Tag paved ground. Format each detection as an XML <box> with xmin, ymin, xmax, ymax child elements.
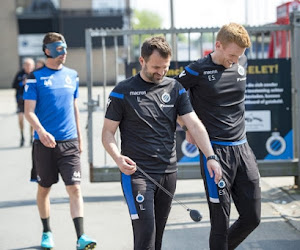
<box><xmin>0</xmin><ymin>88</ymin><xmax>300</xmax><ymax>250</ymax></box>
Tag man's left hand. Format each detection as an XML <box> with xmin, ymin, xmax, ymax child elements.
<box><xmin>207</xmin><ymin>160</ymin><xmax>222</xmax><ymax>184</ymax></box>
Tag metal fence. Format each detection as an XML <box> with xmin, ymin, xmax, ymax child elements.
<box><xmin>85</xmin><ymin>12</ymin><xmax>300</xmax><ymax>184</ymax></box>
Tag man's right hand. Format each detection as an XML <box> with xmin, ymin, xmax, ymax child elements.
<box><xmin>116</xmin><ymin>155</ymin><xmax>137</xmax><ymax>175</ymax></box>
<box><xmin>38</xmin><ymin>129</ymin><xmax>56</xmax><ymax>148</ymax></box>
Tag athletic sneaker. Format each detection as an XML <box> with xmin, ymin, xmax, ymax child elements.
<box><xmin>41</xmin><ymin>231</ymin><xmax>54</xmax><ymax>248</ymax></box>
<box><xmin>77</xmin><ymin>234</ymin><xmax>97</xmax><ymax>249</ymax></box>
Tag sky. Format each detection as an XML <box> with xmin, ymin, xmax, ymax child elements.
<box><xmin>131</xmin><ymin>0</ymin><xmax>288</xmax><ymax>28</ymax></box>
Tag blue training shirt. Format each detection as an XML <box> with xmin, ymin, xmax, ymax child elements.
<box><xmin>23</xmin><ymin>66</ymin><xmax>79</xmax><ymax>141</ymax></box>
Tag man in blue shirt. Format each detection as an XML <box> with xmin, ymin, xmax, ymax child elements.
<box><xmin>24</xmin><ymin>32</ymin><xmax>96</xmax><ymax>249</ymax></box>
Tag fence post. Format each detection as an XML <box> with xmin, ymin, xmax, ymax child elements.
<box><xmin>291</xmin><ymin>11</ymin><xmax>300</xmax><ymax>187</ymax></box>
<box><xmin>85</xmin><ymin>29</ymin><xmax>94</xmax><ymax>182</ymax></box>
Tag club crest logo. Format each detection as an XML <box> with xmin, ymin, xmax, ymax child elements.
<box><xmin>136</xmin><ymin>193</ymin><xmax>144</xmax><ymax>203</ymax></box>
<box><xmin>238</xmin><ymin>65</ymin><xmax>245</xmax><ymax>76</ymax></box>
<box><xmin>218</xmin><ymin>179</ymin><xmax>226</xmax><ymax>189</ymax></box>
<box><xmin>161</xmin><ymin>92</ymin><xmax>171</xmax><ymax>103</ymax></box>
<box><xmin>65</xmin><ymin>75</ymin><xmax>72</xmax><ymax>84</ymax></box>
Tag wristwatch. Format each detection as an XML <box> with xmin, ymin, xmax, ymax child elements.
<box><xmin>206</xmin><ymin>154</ymin><xmax>220</xmax><ymax>162</ymax></box>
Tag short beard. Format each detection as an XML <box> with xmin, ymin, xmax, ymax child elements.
<box><xmin>142</xmin><ymin>65</ymin><xmax>164</xmax><ymax>84</ymax></box>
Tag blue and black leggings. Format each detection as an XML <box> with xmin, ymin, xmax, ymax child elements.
<box><xmin>121</xmin><ymin>171</ymin><xmax>177</xmax><ymax>250</ymax></box>
<box><xmin>201</xmin><ymin>140</ymin><xmax>261</xmax><ymax>250</ymax></box>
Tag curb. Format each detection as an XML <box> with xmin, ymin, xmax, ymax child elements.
<box><xmin>262</xmin><ymin>178</ymin><xmax>300</xmax><ymax>232</ymax></box>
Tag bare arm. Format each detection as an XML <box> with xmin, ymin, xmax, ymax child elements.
<box><xmin>177</xmin><ymin>116</ymin><xmax>196</xmax><ymax>144</ymax></box>
<box><xmin>102</xmin><ymin>118</ymin><xmax>136</xmax><ymax>175</ymax></box>
<box><xmin>74</xmin><ymin>98</ymin><xmax>83</xmax><ymax>153</ymax></box>
<box><xmin>24</xmin><ymin>100</ymin><xmax>56</xmax><ymax>148</ymax></box>
<box><xmin>180</xmin><ymin>112</ymin><xmax>222</xmax><ymax>183</ymax></box>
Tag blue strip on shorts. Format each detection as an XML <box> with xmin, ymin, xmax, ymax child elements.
<box><xmin>204</xmin><ymin>139</ymin><xmax>247</xmax><ymax>203</ymax></box>
<box><xmin>121</xmin><ymin>173</ymin><xmax>139</xmax><ymax>220</ymax></box>
<box><xmin>203</xmin><ymin>156</ymin><xmax>220</xmax><ymax>203</ymax></box>
<box><xmin>210</xmin><ymin>138</ymin><xmax>247</xmax><ymax>146</ymax></box>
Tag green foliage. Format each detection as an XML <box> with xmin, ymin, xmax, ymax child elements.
<box><xmin>132</xmin><ymin>9</ymin><xmax>163</xmax><ymax>29</ymax></box>
<box><xmin>131</xmin><ymin>9</ymin><xmax>164</xmax><ymax>58</ymax></box>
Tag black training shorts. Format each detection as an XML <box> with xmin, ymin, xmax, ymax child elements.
<box><xmin>17</xmin><ymin>99</ymin><xmax>24</xmax><ymax>113</ymax></box>
<box><xmin>33</xmin><ymin>139</ymin><xmax>81</xmax><ymax>187</ymax></box>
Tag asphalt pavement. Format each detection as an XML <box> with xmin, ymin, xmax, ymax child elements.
<box><xmin>0</xmin><ymin>87</ymin><xmax>300</xmax><ymax>250</ymax></box>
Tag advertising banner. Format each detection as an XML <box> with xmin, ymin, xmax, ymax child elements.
<box><xmin>245</xmin><ymin>59</ymin><xmax>292</xmax><ymax>160</ymax></box>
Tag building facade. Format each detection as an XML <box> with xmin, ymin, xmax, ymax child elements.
<box><xmin>0</xmin><ymin>0</ymin><xmax>128</xmax><ymax>88</ymax></box>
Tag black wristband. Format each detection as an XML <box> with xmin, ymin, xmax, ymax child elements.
<box><xmin>207</xmin><ymin>154</ymin><xmax>220</xmax><ymax>162</ymax></box>
<box><xmin>182</xmin><ymin>125</ymin><xmax>188</xmax><ymax>132</ymax></box>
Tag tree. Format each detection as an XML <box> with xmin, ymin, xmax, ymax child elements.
<box><xmin>132</xmin><ymin>9</ymin><xmax>163</xmax><ymax>29</ymax></box>
<box><xmin>130</xmin><ymin>9</ymin><xmax>164</xmax><ymax>58</ymax></box>
<box><xmin>130</xmin><ymin>9</ymin><xmax>186</xmax><ymax>59</ymax></box>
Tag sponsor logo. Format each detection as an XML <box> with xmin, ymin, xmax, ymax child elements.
<box><xmin>106</xmin><ymin>98</ymin><xmax>112</xmax><ymax>108</ymax></box>
<box><xmin>160</xmin><ymin>104</ymin><xmax>174</xmax><ymax>108</ymax></box>
<box><xmin>73</xmin><ymin>171</ymin><xmax>81</xmax><ymax>178</ymax></box>
<box><xmin>179</xmin><ymin>70</ymin><xmax>186</xmax><ymax>78</ymax></box>
<box><xmin>203</xmin><ymin>70</ymin><xmax>218</xmax><ymax>75</ymax></box>
<box><xmin>130</xmin><ymin>91</ymin><xmax>147</xmax><ymax>95</ymax></box>
<box><xmin>41</xmin><ymin>75</ymin><xmax>54</xmax><ymax>87</ymax></box>
<box><xmin>44</xmin><ymin>79</ymin><xmax>53</xmax><ymax>86</ymax></box>
<box><xmin>40</xmin><ymin>76</ymin><xmax>52</xmax><ymax>80</ymax></box>
<box><xmin>72</xmin><ymin>171</ymin><xmax>81</xmax><ymax>181</ymax></box>
<box><xmin>37</xmin><ymin>175</ymin><xmax>41</xmax><ymax>182</ymax></box>
<box><xmin>24</xmin><ymin>85</ymin><xmax>29</xmax><ymax>92</ymax></box>
<box><xmin>237</xmin><ymin>77</ymin><xmax>247</xmax><ymax>82</ymax></box>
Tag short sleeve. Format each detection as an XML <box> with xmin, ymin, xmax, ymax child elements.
<box><xmin>74</xmin><ymin>75</ymin><xmax>79</xmax><ymax>99</ymax></box>
<box><xmin>174</xmin><ymin>61</ymin><xmax>201</xmax><ymax>90</ymax></box>
<box><xmin>105</xmin><ymin>89</ymin><xmax>125</xmax><ymax>121</ymax></box>
<box><xmin>23</xmin><ymin>72</ymin><xmax>37</xmax><ymax>100</ymax></box>
<box><xmin>176</xmin><ymin>84</ymin><xmax>194</xmax><ymax>116</ymax></box>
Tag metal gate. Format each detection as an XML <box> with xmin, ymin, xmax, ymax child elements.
<box><xmin>85</xmin><ymin>12</ymin><xmax>300</xmax><ymax>184</ymax></box>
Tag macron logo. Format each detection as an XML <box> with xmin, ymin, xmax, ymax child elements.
<box><xmin>179</xmin><ymin>71</ymin><xmax>186</xmax><ymax>78</ymax></box>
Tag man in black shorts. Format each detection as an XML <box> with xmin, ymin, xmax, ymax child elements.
<box><xmin>102</xmin><ymin>36</ymin><xmax>222</xmax><ymax>250</ymax></box>
<box><xmin>24</xmin><ymin>32</ymin><xmax>96</xmax><ymax>249</ymax></box>
<box><xmin>12</xmin><ymin>57</ymin><xmax>35</xmax><ymax>146</ymax></box>
<box><xmin>175</xmin><ymin>23</ymin><xmax>261</xmax><ymax>249</ymax></box>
